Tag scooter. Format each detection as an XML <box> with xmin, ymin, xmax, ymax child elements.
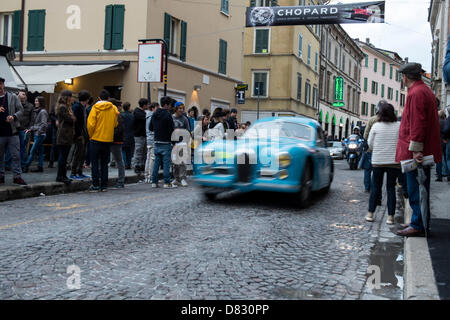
<box><xmin>343</xmin><ymin>137</ymin><xmax>364</xmax><ymax>170</ymax></box>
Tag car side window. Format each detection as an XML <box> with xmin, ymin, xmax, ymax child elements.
<box><xmin>316</xmin><ymin>128</ymin><xmax>325</xmax><ymax>148</ymax></box>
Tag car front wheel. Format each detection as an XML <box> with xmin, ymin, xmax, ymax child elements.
<box><xmin>294</xmin><ymin>161</ymin><xmax>313</xmax><ymax>208</ymax></box>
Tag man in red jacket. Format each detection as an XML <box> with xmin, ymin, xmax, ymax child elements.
<box><xmin>396</xmin><ymin>63</ymin><xmax>442</xmax><ymax>237</ymax></box>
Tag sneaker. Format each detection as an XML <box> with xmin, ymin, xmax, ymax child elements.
<box><xmin>436</xmin><ymin>178</ymin><xmax>443</xmax><ymax>182</ymax></box>
<box><xmin>78</xmin><ymin>174</ymin><xmax>91</xmax><ymax>179</ymax></box>
<box><xmin>113</xmin><ymin>184</ymin><xmax>124</xmax><ymax>189</ymax></box>
<box><xmin>70</xmin><ymin>175</ymin><xmax>83</xmax><ymax>180</ymax></box>
<box><xmin>164</xmin><ymin>184</ymin><xmax>177</xmax><ymax>189</ymax></box>
<box><xmin>0</xmin><ymin>176</ymin><xmax>5</xmax><ymax>184</ymax></box>
<box><xmin>56</xmin><ymin>177</ymin><xmax>72</xmax><ymax>185</ymax></box>
<box><xmin>100</xmin><ymin>188</ymin><xmax>108</xmax><ymax>192</ymax></box>
<box><xmin>48</xmin><ymin>162</ymin><xmax>54</xmax><ymax>169</ymax></box>
<box><xmin>13</xmin><ymin>177</ymin><xmax>27</xmax><ymax>186</ymax></box>
<box><xmin>88</xmin><ymin>186</ymin><xmax>100</xmax><ymax>193</ymax></box>
<box><xmin>181</xmin><ymin>179</ymin><xmax>188</xmax><ymax>187</ymax></box>
<box><xmin>31</xmin><ymin>167</ymin><xmax>44</xmax><ymax>173</ymax></box>
<box><xmin>386</xmin><ymin>216</ymin><xmax>395</xmax><ymax>225</ymax></box>
<box><xmin>152</xmin><ymin>183</ymin><xmax>158</xmax><ymax>188</ymax></box>
<box><xmin>365</xmin><ymin>212</ymin><xmax>374</xmax><ymax>222</ymax></box>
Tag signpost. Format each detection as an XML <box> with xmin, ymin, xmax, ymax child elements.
<box><xmin>333</xmin><ymin>76</ymin><xmax>345</xmax><ymax>108</ymax></box>
<box><xmin>138</xmin><ymin>39</ymin><xmax>169</xmax><ymax>102</ymax></box>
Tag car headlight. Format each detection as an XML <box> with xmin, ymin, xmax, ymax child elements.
<box><xmin>348</xmin><ymin>143</ymin><xmax>358</xmax><ymax>149</ymax></box>
<box><xmin>277</xmin><ymin>153</ymin><xmax>292</xmax><ymax>168</ymax></box>
<box><xmin>203</xmin><ymin>149</ymin><xmax>215</xmax><ymax>164</ymax></box>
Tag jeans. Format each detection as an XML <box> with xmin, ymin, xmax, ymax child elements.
<box><xmin>25</xmin><ymin>134</ymin><xmax>46</xmax><ymax>168</ymax></box>
<box><xmin>121</xmin><ymin>143</ymin><xmax>134</xmax><ymax>168</ymax></box>
<box><xmin>4</xmin><ymin>130</ymin><xmax>28</xmax><ymax>168</ymax></box>
<box><xmin>0</xmin><ymin>135</ymin><xmax>22</xmax><ymax>177</ymax></box>
<box><xmin>57</xmin><ymin>145</ymin><xmax>71</xmax><ymax>179</ymax></box>
<box><xmin>49</xmin><ymin>126</ymin><xmax>59</xmax><ymax>164</ymax></box>
<box><xmin>91</xmin><ymin>141</ymin><xmax>111</xmax><ymax>189</ymax></box>
<box><xmin>369</xmin><ymin>167</ymin><xmax>400</xmax><ymax>216</ymax></box>
<box><xmin>110</xmin><ymin>144</ymin><xmax>125</xmax><ymax>185</ymax></box>
<box><xmin>407</xmin><ymin>167</ymin><xmax>431</xmax><ymax>232</ymax></box>
<box><xmin>132</xmin><ymin>136</ymin><xmax>147</xmax><ymax>169</ymax></box>
<box><xmin>363</xmin><ymin>152</ymin><xmax>372</xmax><ymax>191</ymax></box>
<box><xmin>152</xmin><ymin>143</ymin><xmax>172</xmax><ymax>184</ymax></box>
<box><xmin>436</xmin><ymin>142</ymin><xmax>448</xmax><ymax>179</ymax></box>
<box><xmin>71</xmin><ymin>136</ymin><xmax>86</xmax><ymax>176</ymax></box>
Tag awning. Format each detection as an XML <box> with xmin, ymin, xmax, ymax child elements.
<box><xmin>11</xmin><ymin>61</ymin><xmax>127</xmax><ymax>93</ymax></box>
<box><xmin>0</xmin><ymin>56</ymin><xmax>20</xmax><ymax>89</ymax></box>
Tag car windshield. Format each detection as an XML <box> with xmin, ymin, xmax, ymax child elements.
<box><xmin>243</xmin><ymin>121</ymin><xmax>313</xmax><ymax>141</ymax></box>
<box><xmin>330</xmin><ymin>142</ymin><xmax>342</xmax><ymax>148</ymax></box>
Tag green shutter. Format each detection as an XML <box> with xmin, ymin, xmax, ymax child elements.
<box><xmin>164</xmin><ymin>13</ymin><xmax>171</xmax><ymax>53</ymax></box>
<box><xmin>104</xmin><ymin>5</ymin><xmax>113</xmax><ymax>50</ymax></box>
<box><xmin>219</xmin><ymin>39</ymin><xmax>227</xmax><ymax>74</ymax></box>
<box><xmin>250</xmin><ymin>0</ymin><xmax>256</xmax><ymax>6</ymax></box>
<box><xmin>28</xmin><ymin>10</ymin><xmax>45</xmax><ymax>51</ymax></box>
<box><xmin>390</xmin><ymin>66</ymin><xmax>393</xmax><ymax>79</ymax></box>
<box><xmin>12</xmin><ymin>11</ymin><xmax>21</xmax><ymax>52</ymax></box>
<box><xmin>270</xmin><ymin>0</ymin><xmax>278</xmax><ymax>6</ymax></box>
<box><xmin>180</xmin><ymin>21</ymin><xmax>187</xmax><ymax>61</ymax></box>
<box><xmin>382</xmin><ymin>62</ymin><xmax>386</xmax><ymax>76</ymax></box>
<box><xmin>374</xmin><ymin>58</ymin><xmax>377</xmax><ymax>72</ymax></box>
<box><xmin>381</xmin><ymin>84</ymin><xmax>385</xmax><ymax>98</ymax></box>
<box><xmin>396</xmin><ymin>90</ymin><xmax>399</xmax><ymax>102</ymax></box>
<box><xmin>111</xmin><ymin>5</ymin><xmax>125</xmax><ymax>50</ymax></box>
<box><xmin>364</xmin><ymin>78</ymin><xmax>368</xmax><ymax>92</ymax></box>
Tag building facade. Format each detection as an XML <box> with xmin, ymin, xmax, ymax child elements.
<box><xmin>318</xmin><ymin>24</ymin><xmax>364</xmax><ymax>141</ymax></box>
<box><xmin>0</xmin><ymin>0</ymin><xmax>246</xmax><ymax>112</ymax></box>
<box><xmin>241</xmin><ymin>0</ymin><xmax>322</xmax><ymax>124</ymax></box>
<box><xmin>428</xmin><ymin>0</ymin><xmax>449</xmax><ymax>109</ymax></box>
<box><xmin>356</xmin><ymin>39</ymin><xmax>403</xmax><ymax>126</ymax></box>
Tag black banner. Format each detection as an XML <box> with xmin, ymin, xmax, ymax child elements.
<box><xmin>245</xmin><ymin>1</ymin><xmax>385</xmax><ymax>27</ymax></box>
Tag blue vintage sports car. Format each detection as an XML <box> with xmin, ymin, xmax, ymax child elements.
<box><xmin>193</xmin><ymin>117</ymin><xmax>334</xmax><ymax>207</ymax></box>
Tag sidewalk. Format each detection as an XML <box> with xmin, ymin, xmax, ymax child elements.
<box><xmin>0</xmin><ymin>161</ymin><xmax>193</xmax><ymax>203</ymax></box>
<box><xmin>403</xmin><ymin>178</ymin><xmax>450</xmax><ymax>300</ymax></box>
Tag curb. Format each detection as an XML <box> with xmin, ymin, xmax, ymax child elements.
<box><xmin>403</xmin><ymin>199</ymin><xmax>440</xmax><ymax>300</ymax></box>
<box><xmin>0</xmin><ymin>170</ymin><xmax>194</xmax><ymax>203</ymax></box>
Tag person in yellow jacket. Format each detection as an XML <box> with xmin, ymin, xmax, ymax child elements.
<box><xmin>87</xmin><ymin>90</ymin><xmax>119</xmax><ymax>192</ymax></box>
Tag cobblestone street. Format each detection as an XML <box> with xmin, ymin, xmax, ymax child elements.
<box><xmin>0</xmin><ymin>161</ymin><xmax>389</xmax><ymax>300</ymax></box>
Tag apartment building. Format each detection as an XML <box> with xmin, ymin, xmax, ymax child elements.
<box><xmin>318</xmin><ymin>24</ymin><xmax>364</xmax><ymax>141</ymax></box>
<box><xmin>241</xmin><ymin>0</ymin><xmax>322</xmax><ymax>123</ymax></box>
<box><xmin>428</xmin><ymin>0</ymin><xmax>449</xmax><ymax>108</ymax></box>
<box><xmin>0</xmin><ymin>0</ymin><xmax>246</xmax><ymax>111</ymax></box>
<box><xmin>355</xmin><ymin>39</ymin><xmax>403</xmax><ymax>125</ymax></box>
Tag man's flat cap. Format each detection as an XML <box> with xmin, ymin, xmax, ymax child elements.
<box><xmin>399</xmin><ymin>63</ymin><xmax>422</xmax><ymax>75</ymax></box>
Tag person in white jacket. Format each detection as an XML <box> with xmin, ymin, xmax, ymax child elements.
<box><xmin>208</xmin><ymin>109</ymin><xmax>225</xmax><ymax>141</ymax></box>
<box><xmin>366</xmin><ymin>102</ymin><xmax>401</xmax><ymax>225</ymax></box>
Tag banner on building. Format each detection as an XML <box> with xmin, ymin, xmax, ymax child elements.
<box><xmin>245</xmin><ymin>1</ymin><xmax>385</xmax><ymax>27</ymax></box>
<box><xmin>138</xmin><ymin>43</ymin><xmax>164</xmax><ymax>83</ymax></box>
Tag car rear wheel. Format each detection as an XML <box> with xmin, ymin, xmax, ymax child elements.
<box><xmin>202</xmin><ymin>187</ymin><xmax>220</xmax><ymax>201</ymax></box>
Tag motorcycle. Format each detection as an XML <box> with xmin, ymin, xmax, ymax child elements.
<box><xmin>343</xmin><ymin>135</ymin><xmax>364</xmax><ymax>170</ymax></box>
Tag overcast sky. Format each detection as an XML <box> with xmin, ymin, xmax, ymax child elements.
<box><xmin>338</xmin><ymin>0</ymin><xmax>433</xmax><ymax>72</ymax></box>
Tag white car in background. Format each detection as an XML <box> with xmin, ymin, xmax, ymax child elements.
<box><xmin>327</xmin><ymin>141</ymin><xmax>345</xmax><ymax>160</ymax></box>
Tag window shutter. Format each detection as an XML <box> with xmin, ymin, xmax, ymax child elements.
<box><xmin>297</xmin><ymin>74</ymin><xmax>302</xmax><ymax>100</ymax></box>
<box><xmin>219</xmin><ymin>39</ymin><xmax>227</xmax><ymax>74</ymax></box>
<box><xmin>104</xmin><ymin>5</ymin><xmax>113</xmax><ymax>50</ymax></box>
<box><xmin>12</xmin><ymin>11</ymin><xmax>21</xmax><ymax>52</ymax></box>
<box><xmin>112</xmin><ymin>5</ymin><xmax>125</xmax><ymax>50</ymax></box>
<box><xmin>164</xmin><ymin>13</ymin><xmax>171</xmax><ymax>53</ymax></box>
<box><xmin>250</xmin><ymin>0</ymin><xmax>256</xmax><ymax>7</ymax></box>
<box><xmin>364</xmin><ymin>78</ymin><xmax>367</xmax><ymax>92</ymax></box>
<box><xmin>270</xmin><ymin>0</ymin><xmax>278</xmax><ymax>6</ymax></box>
<box><xmin>28</xmin><ymin>10</ymin><xmax>45</xmax><ymax>51</ymax></box>
<box><xmin>180</xmin><ymin>21</ymin><xmax>187</xmax><ymax>62</ymax></box>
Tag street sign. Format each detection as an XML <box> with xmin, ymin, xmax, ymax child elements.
<box><xmin>237</xmin><ymin>90</ymin><xmax>246</xmax><ymax>105</ymax></box>
<box><xmin>246</xmin><ymin>1</ymin><xmax>385</xmax><ymax>27</ymax></box>
<box><xmin>138</xmin><ymin>43</ymin><xmax>164</xmax><ymax>83</ymax></box>
<box><xmin>237</xmin><ymin>84</ymin><xmax>249</xmax><ymax>91</ymax></box>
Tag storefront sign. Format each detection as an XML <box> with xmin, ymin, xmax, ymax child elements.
<box><xmin>138</xmin><ymin>43</ymin><xmax>164</xmax><ymax>83</ymax></box>
<box><xmin>246</xmin><ymin>1</ymin><xmax>385</xmax><ymax>27</ymax></box>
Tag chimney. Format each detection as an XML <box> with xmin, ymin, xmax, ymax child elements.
<box><xmin>366</xmin><ymin>38</ymin><xmax>370</xmax><ymax>44</ymax></box>
<box><xmin>405</xmin><ymin>57</ymin><xmax>409</xmax><ymax>63</ymax></box>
